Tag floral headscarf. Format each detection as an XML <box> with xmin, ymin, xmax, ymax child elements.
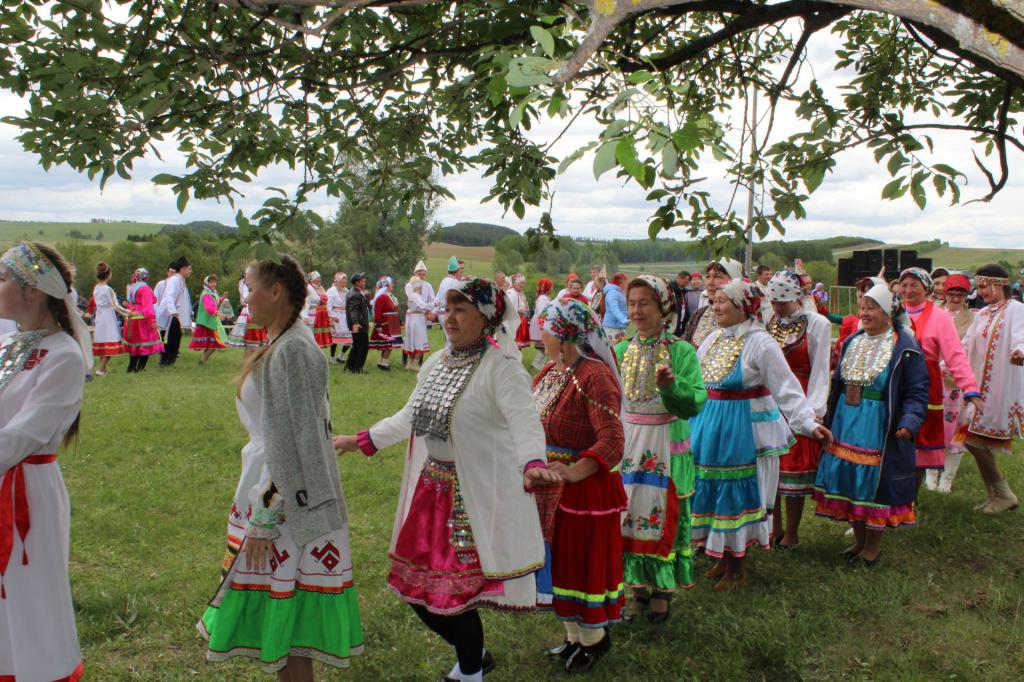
<box><xmin>536</xmin><ymin>278</ymin><xmax>553</xmax><ymax>295</ymax></box>
<box><xmin>540</xmin><ymin>298</ymin><xmax>603</xmax><ymax>346</ymax></box>
<box><xmin>306</xmin><ymin>270</ymin><xmax>321</xmax><ymax>283</ymax></box>
<box><xmin>628</xmin><ymin>275</ymin><xmax>677</xmax><ymax>331</ymax></box>
<box><xmin>539</xmin><ymin>298</ymin><xmax>623</xmax><ymax>407</ymax></box>
<box><xmin>765</xmin><ymin>271</ymin><xmax>803</xmax><ymax>303</ymax></box>
<box><xmin>899</xmin><ymin>267</ymin><xmax>933</xmax><ymax>294</ymax></box>
<box><xmin>131</xmin><ymin>267</ymin><xmax>149</xmax><ymax>284</ymax></box>
<box><xmin>720</xmin><ymin>280</ymin><xmax>763</xmax><ymax>319</ymax></box>
<box><xmin>452</xmin><ymin>276</ymin><xmax>507</xmax><ymax>327</ymax></box>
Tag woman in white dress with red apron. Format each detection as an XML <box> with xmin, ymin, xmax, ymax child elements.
<box><xmin>0</xmin><ymin>241</ymin><xmax>92</xmax><ymax>682</ymax></box>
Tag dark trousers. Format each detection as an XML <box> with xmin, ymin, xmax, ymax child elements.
<box><xmin>127</xmin><ymin>355</ymin><xmax>151</xmax><ymax>373</ymax></box>
<box><xmin>160</xmin><ymin>317</ymin><xmax>182</xmax><ymax>365</ymax></box>
<box><xmin>346</xmin><ymin>331</ymin><xmax>369</xmax><ymax>372</ymax></box>
<box><xmin>410</xmin><ymin>604</ymin><xmax>483</xmax><ymax>675</ymax></box>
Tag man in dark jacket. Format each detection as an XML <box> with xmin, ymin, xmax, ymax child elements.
<box><xmin>345</xmin><ymin>272</ymin><xmax>371</xmax><ymax>373</ymax></box>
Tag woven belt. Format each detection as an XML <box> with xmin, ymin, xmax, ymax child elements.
<box><xmin>707</xmin><ymin>386</ymin><xmax>770</xmax><ymax>400</ymax></box>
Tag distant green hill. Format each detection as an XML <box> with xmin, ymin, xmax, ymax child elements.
<box><xmin>159</xmin><ymin>220</ymin><xmax>235</xmax><ymax>236</ymax></box>
<box><xmin>0</xmin><ymin>220</ymin><xmax>163</xmax><ymax>245</ymax></box>
<box><xmin>433</xmin><ymin>222</ymin><xmax>518</xmax><ymax>246</ymax></box>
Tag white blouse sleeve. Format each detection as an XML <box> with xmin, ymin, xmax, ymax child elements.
<box><xmin>805</xmin><ymin>314</ymin><xmax>832</xmax><ymax>418</ymax></box>
<box><xmin>488</xmin><ymin>353</ymin><xmax>546</xmax><ymax>469</ymax></box>
<box><xmin>746</xmin><ymin>333</ymin><xmax>819</xmax><ymax>437</ymax></box>
<box><xmin>0</xmin><ymin>345</ymin><xmax>84</xmax><ymax>473</ymax></box>
<box><xmin>367</xmin><ymin>354</ymin><xmax>440</xmax><ymax>450</ymax></box>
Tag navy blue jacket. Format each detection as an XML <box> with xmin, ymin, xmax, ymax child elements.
<box><xmin>827</xmin><ymin>328</ymin><xmax>929</xmax><ymax>506</ymax></box>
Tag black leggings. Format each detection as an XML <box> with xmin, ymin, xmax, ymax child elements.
<box><xmin>410</xmin><ymin>604</ymin><xmax>483</xmax><ymax>675</ymax></box>
<box><xmin>127</xmin><ymin>355</ymin><xmax>150</xmax><ymax>373</ymax></box>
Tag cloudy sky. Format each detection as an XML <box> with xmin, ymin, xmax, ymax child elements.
<box><xmin>0</xmin><ymin>28</ymin><xmax>1020</xmax><ymax>248</ymax></box>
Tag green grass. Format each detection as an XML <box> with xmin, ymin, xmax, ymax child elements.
<box><xmin>0</xmin><ymin>220</ymin><xmax>164</xmax><ymax>245</ymax></box>
<box><xmin>62</xmin><ymin>327</ymin><xmax>1024</xmax><ymax>680</ymax></box>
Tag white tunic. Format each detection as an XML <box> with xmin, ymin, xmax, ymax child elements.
<box><xmin>529</xmin><ymin>294</ymin><xmax>551</xmax><ymax>342</ymax></box>
<box><xmin>0</xmin><ymin>319</ymin><xmax>16</xmax><ymax>336</ymax></box>
<box><xmin>158</xmin><ymin>274</ymin><xmax>193</xmax><ymax>330</ymax></box>
<box><xmin>0</xmin><ymin>332</ymin><xmax>84</xmax><ymax>681</ymax></box>
<box><xmin>304</xmin><ymin>284</ymin><xmax>320</xmax><ymax>324</ymax></box>
<box><xmin>92</xmin><ymin>283</ymin><xmax>122</xmax><ymax>345</ymax></box>
<box><xmin>152</xmin><ymin>279</ymin><xmax>168</xmax><ymax>330</ymax></box>
<box><xmin>327</xmin><ymin>286</ymin><xmax>350</xmax><ymax>337</ymax></box>
<box><xmin>963</xmin><ymin>299</ymin><xmax>1024</xmax><ymax>440</ymax></box>
<box><xmin>403</xmin><ymin>288</ymin><xmax>430</xmax><ymax>354</ymax></box>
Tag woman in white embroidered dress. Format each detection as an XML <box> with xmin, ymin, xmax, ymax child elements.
<box><xmin>0</xmin><ymin>241</ymin><xmax>92</xmax><ymax>682</ymax></box>
<box><xmin>335</xmin><ymin>277</ymin><xmax>559</xmax><ymax>682</ymax></box>
<box><xmin>91</xmin><ymin>261</ymin><xmax>130</xmax><ymax>375</ymax></box>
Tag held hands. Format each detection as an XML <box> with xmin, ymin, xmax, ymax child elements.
<box><xmin>333</xmin><ymin>434</ymin><xmax>358</xmax><ymax>454</ymax></box>
<box><xmin>244</xmin><ymin>538</ymin><xmax>272</xmax><ymax>570</ymax></box>
<box><xmin>352</xmin><ymin>324</ymin><xmax>362</xmax><ymax>333</ymax></box>
<box><xmin>894</xmin><ymin>427</ymin><xmax>913</xmax><ymax>440</ymax></box>
<box><xmin>812</xmin><ymin>425</ymin><xmax>834</xmax><ymax>447</ymax></box>
<box><xmin>524</xmin><ymin>466</ymin><xmax>561</xmax><ymax>489</ymax></box>
<box><xmin>655</xmin><ymin>364</ymin><xmax>675</xmax><ymax>387</ymax></box>
<box><xmin>1011</xmin><ymin>350</ymin><xmax>1024</xmax><ymax>366</ymax></box>
<box><xmin>967</xmin><ymin>396</ymin><xmax>984</xmax><ymax>410</ymax></box>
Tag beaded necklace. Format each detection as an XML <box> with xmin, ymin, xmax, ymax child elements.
<box><xmin>692</xmin><ymin>308</ymin><xmax>719</xmax><ymax>347</ymax></box>
<box><xmin>0</xmin><ymin>330</ymin><xmax>48</xmax><ymax>395</ymax></box>
<box><xmin>411</xmin><ymin>335</ymin><xmax>486</xmax><ymax>441</ymax></box>
<box><xmin>620</xmin><ymin>334</ymin><xmax>670</xmax><ymax>403</ymax></box>
<box><xmin>532</xmin><ymin>360</ymin><xmax>576</xmax><ymax>419</ymax></box>
<box><xmin>767</xmin><ymin>314</ymin><xmax>807</xmax><ymax>348</ymax></box>
<box><xmin>840</xmin><ymin>328</ymin><xmax>894</xmax><ymax>386</ymax></box>
<box><xmin>700</xmin><ymin>331</ymin><xmax>746</xmax><ymax>386</ymax></box>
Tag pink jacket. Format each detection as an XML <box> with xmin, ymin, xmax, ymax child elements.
<box><xmin>907</xmin><ymin>302</ymin><xmax>980</xmax><ymax>396</ymax></box>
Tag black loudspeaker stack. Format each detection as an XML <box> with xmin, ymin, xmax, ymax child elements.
<box><xmin>884</xmin><ymin>249</ymin><xmax>900</xmax><ymax>274</ymax></box>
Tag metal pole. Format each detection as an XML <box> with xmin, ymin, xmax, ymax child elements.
<box><xmin>743</xmin><ymin>79</ymin><xmax>757</xmax><ymax>274</ymax></box>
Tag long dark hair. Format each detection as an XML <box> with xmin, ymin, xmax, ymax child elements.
<box><xmin>976</xmin><ymin>263</ymin><xmax>1012</xmax><ymax>299</ymax></box>
<box><xmin>237</xmin><ymin>255</ymin><xmax>307</xmax><ymax>389</ymax></box>
<box><xmin>33</xmin><ymin>242</ymin><xmax>81</xmax><ymax>448</ymax></box>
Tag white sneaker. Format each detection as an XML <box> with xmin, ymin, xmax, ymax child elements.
<box><xmin>924</xmin><ymin>470</ymin><xmax>939</xmax><ymax>491</ymax></box>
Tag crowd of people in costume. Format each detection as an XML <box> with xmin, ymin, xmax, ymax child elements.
<box><xmin>3</xmin><ymin>238</ymin><xmax>1024</xmax><ymax>682</ymax></box>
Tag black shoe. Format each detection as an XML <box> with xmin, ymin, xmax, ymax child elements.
<box><xmin>846</xmin><ymin>554</ymin><xmax>880</xmax><ymax>568</ymax></box>
<box><xmin>441</xmin><ymin>650</ymin><xmax>495</xmax><ymax>682</ymax></box>
<box><xmin>564</xmin><ymin>632</ymin><xmax>611</xmax><ymax>674</ymax></box>
<box><xmin>546</xmin><ymin>641</ymin><xmax>579</xmax><ymax>661</ymax></box>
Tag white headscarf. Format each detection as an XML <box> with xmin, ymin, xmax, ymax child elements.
<box><xmin>0</xmin><ymin>242</ymin><xmax>92</xmax><ymax>377</ymax></box>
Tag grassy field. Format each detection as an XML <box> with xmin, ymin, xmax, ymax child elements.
<box><xmin>62</xmin><ymin>327</ymin><xmax>1024</xmax><ymax>680</ymax></box>
<box><xmin>423</xmin><ymin>243</ymin><xmax>497</xmax><ymax>284</ymax></box>
<box><xmin>0</xmin><ymin>220</ymin><xmax>164</xmax><ymax>245</ymax></box>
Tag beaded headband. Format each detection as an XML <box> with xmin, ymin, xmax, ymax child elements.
<box><xmin>976</xmin><ymin>275</ymin><xmax>1009</xmax><ymax>286</ymax></box>
<box><xmin>0</xmin><ymin>242</ymin><xmax>69</xmax><ymax>299</ymax></box>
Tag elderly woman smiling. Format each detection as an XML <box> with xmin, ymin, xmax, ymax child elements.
<box><xmin>690</xmin><ymin>280</ymin><xmax>831</xmax><ymax>591</ymax></box>
<box><xmin>813</xmin><ymin>281</ymin><xmax>928</xmax><ymax>566</ymax></box>
<box><xmin>335</xmin><ymin>277</ymin><xmax>559</xmax><ymax>682</ymax></box>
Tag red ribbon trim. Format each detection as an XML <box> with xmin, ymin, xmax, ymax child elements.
<box><xmin>0</xmin><ymin>454</ymin><xmax>57</xmax><ymax>599</ymax></box>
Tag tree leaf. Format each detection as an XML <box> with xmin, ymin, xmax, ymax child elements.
<box><xmin>615</xmin><ymin>137</ymin><xmax>644</xmax><ymax>183</ymax></box>
<box><xmin>592</xmin><ymin>141</ymin><xmax>618</xmax><ymax>179</ymax></box>
<box><xmin>626</xmin><ymin>70</ymin><xmax>655</xmax><ymax>84</ymax></box>
<box><xmin>881</xmin><ymin>178</ymin><xmax>906</xmax><ymax>200</ymax></box>
<box><xmin>529</xmin><ymin>26</ymin><xmax>555</xmax><ymax>58</ymax></box>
